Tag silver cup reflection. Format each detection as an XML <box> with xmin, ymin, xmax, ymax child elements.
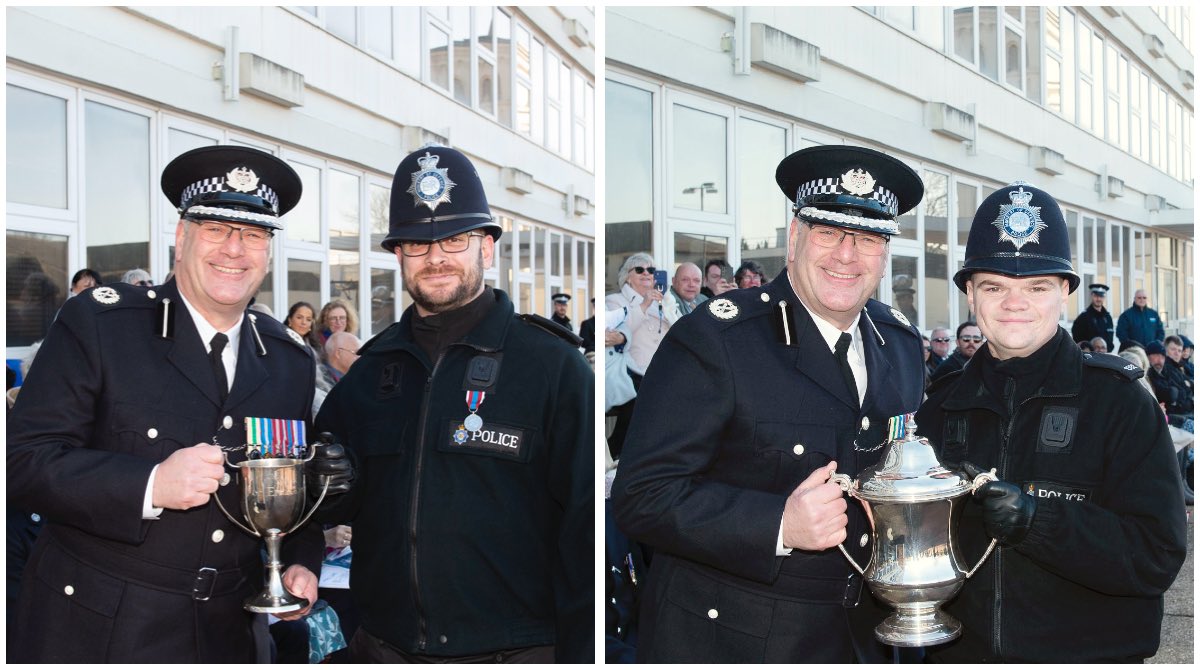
<box><xmin>215</xmin><ymin>450</ymin><xmax>329</xmax><ymax>613</ymax></box>
<box><xmin>830</xmin><ymin>415</ymin><xmax>998</xmax><ymax>647</ymax></box>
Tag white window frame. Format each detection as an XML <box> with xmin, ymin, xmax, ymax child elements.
<box><xmin>6</xmin><ymin>70</ymin><xmax>79</xmax><ymax>224</ymax></box>
<box><xmin>665</xmin><ymin>90</ymin><xmax>736</xmax><ymax>227</ymax></box>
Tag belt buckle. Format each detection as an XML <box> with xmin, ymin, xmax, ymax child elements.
<box><xmin>193</xmin><ymin>566</ymin><xmax>218</xmax><ymax>601</ymax></box>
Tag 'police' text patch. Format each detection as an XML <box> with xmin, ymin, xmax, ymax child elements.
<box><xmin>444</xmin><ymin>421</ymin><xmax>528</xmax><ymax>462</ymax></box>
<box><xmin>1022</xmin><ymin>481</ymin><xmax>1091</xmax><ymax>502</ymax></box>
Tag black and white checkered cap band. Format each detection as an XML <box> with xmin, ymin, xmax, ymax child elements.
<box><xmin>178</xmin><ymin>177</ymin><xmax>280</xmax><ymax>214</ymax></box>
<box><xmin>793</xmin><ymin>178</ymin><xmax>899</xmax><ymax>216</ymax></box>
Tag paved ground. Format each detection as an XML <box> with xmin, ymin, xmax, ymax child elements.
<box><xmin>1149</xmin><ymin>506</ymin><xmax>1193</xmax><ymax>664</ymax></box>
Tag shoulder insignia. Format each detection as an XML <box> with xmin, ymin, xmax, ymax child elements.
<box><xmin>91</xmin><ymin>286</ymin><xmax>121</xmax><ymax>305</ymax></box>
<box><xmin>707</xmin><ymin>298</ymin><xmax>739</xmax><ymax>321</ymax></box>
<box><xmin>889</xmin><ymin>307</ymin><xmax>911</xmax><ymax>327</ymax></box>
<box><xmin>519</xmin><ymin>313</ymin><xmax>584</xmax><ymax>347</ymax></box>
<box><xmin>1082</xmin><ymin>352</ymin><xmax>1143</xmax><ymax>381</ymax></box>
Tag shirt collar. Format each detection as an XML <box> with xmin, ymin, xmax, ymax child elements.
<box><xmin>787</xmin><ymin>277</ymin><xmax>862</xmax><ymax>353</ymax></box>
<box><xmin>177</xmin><ymin>290</ymin><xmax>244</xmax><ymax>357</ymax></box>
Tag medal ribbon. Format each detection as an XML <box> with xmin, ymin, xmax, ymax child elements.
<box><xmin>245</xmin><ymin>417</ymin><xmax>308</xmax><ymax>457</ymax></box>
<box><xmin>465</xmin><ymin>390</ymin><xmax>486</xmax><ymax>414</ymax></box>
<box><xmin>886</xmin><ymin>414</ymin><xmax>907</xmax><ymax>441</ymax></box>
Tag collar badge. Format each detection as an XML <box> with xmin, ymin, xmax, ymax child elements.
<box><xmin>889</xmin><ymin>307</ymin><xmax>911</xmax><ymax>327</ymax></box>
<box><xmin>839</xmin><ymin>169</ymin><xmax>876</xmax><ymax>197</ymax></box>
<box><xmin>992</xmin><ymin>184</ymin><xmax>1047</xmax><ymax>251</ymax></box>
<box><xmin>225</xmin><ymin>167</ymin><xmax>260</xmax><ymax>193</ymax></box>
<box><xmin>91</xmin><ymin>286</ymin><xmax>120</xmax><ymax>305</ymax></box>
<box><xmin>407</xmin><ymin>152</ymin><xmax>456</xmax><ymax>212</ymax></box>
<box><xmin>708</xmin><ymin>298</ymin><xmax>739</xmax><ymax>321</ymax></box>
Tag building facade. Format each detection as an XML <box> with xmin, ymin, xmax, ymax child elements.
<box><xmin>7</xmin><ymin>6</ymin><xmax>595</xmax><ymax>363</ymax></box>
<box><xmin>606</xmin><ymin>6</ymin><xmax>1193</xmax><ymax>338</ymax></box>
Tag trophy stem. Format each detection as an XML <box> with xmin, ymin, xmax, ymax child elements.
<box><xmin>244</xmin><ymin>528</ymin><xmax>309</xmax><ymax>614</ymax></box>
<box><xmin>875</xmin><ymin>602</ymin><xmax>962</xmax><ymax>648</ymax></box>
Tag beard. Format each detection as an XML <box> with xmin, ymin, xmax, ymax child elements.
<box><xmin>404</xmin><ymin>252</ymin><xmax>486</xmax><ymax>315</ymax></box>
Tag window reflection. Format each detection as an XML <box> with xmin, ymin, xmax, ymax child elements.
<box><xmin>736</xmin><ymin>117</ymin><xmax>787</xmax><ymax>278</ymax></box>
<box><xmin>7</xmin><ymin>231</ymin><xmax>68</xmax><ymax>347</ymax></box>
<box><xmin>7</xmin><ymin>85</ymin><xmax>68</xmax><ymax>209</ymax></box>
<box><xmin>673</xmin><ymin>104</ymin><xmax>726</xmax><ymax>214</ymax></box>
<box><xmin>85</xmin><ymin>101</ymin><xmax>150</xmax><ymax>281</ymax></box>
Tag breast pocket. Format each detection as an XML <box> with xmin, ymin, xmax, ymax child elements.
<box><xmin>109</xmin><ymin>402</ymin><xmax>201</xmax><ymax>460</ymax></box>
<box><xmin>753</xmin><ymin>421</ymin><xmax>838</xmax><ymax>494</ymax></box>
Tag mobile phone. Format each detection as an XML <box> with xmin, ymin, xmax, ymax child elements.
<box><xmin>654</xmin><ymin>270</ymin><xmax>668</xmax><ymax>295</ymax></box>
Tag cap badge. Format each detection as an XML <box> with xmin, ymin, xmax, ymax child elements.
<box><xmin>889</xmin><ymin>307</ymin><xmax>911</xmax><ymax>327</ymax></box>
<box><xmin>225</xmin><ymin>167</ymin><xmax>260</xmax><ymax>193</ymax></box>
<box><xmin>708</xmin><ymin>298</ymin><xmax>739</xmax><ymax>321</ymax></box>
<box><xmin>839</xmin><ymin>169</ymin><xmax>876</xmax><ymax>197</ymax></box>
<box><xmin>407</xmin><ymin>151</ymin><xmax>456</xmax><ymax>212</ymax></box>
<box><xmin>992</xmin><ymin>185</ymin><xmax>1047</xmax><ymax>251</ymax></box>
<box><xmin>91</xmin><ymin>286</ymin><xmax>121</xmax><ymax>305</ymax></box>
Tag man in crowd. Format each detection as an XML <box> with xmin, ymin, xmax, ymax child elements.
<box><xmin>323</xmin><ymin>331</ymin><xmax>362</xmax><ymax>383</ymax></box>
<box><xmin>701</xmin><ymin>259</ymin><xmax>734</xmax><ymax>298</ymax></box>
<box><xmin>550</xmin><ymin>292</ymin><xmax>572</xmax><ymax>331</ymax></box>
<box><xmin>665</xmin><ymin>262</ymin><xmax>708</xmax><ymax>316</ymax></box>
<box><xmin>7</xmin><ymin>146</ymin><xmax>337</xmax><ymax>662</ymax></box>
<box><xmin>613</xmin><ymin>145</ymin><xmax>926</xmax><ymax>662</ymax></box>
<box><xmin>927</xmin><ymin>326</ymin><xmax>953</xmax><ymax>377</ymax></box>
<box><xmin>1148</xmin><ymin>339</ymin><xmax>1194</xmax><ymax>419</ymax></box>
<box><xmin>930</xmin><ymin>321</ymin><xmax>983</xmax><ymax>382</ymax></box>
<box><xmin>1089</xmin><ymin>336</ymin><xmax>1109</xmax><ymax>353</ymax></box>
<box><xmin>1117</xmin><ymin>289</ymin><xmax>1165</xmax><ymax>348</ymax></box>
<box><xmin>313</xmin><ymin>145</ymin><xmax>593</xmax><ymax>663</ymax></box>
<box><xmin>1071</xmin><ymin>283</ymin><xmax>1114</xmax><ymax>351</ymax></box>
<box><xmin>916</xmin><ymin>181</ymin><xmax>1186</xmax><ymax>662</ymax></box>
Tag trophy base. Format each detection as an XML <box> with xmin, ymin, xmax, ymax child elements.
<box><xmin>875</xmin><ymin>606</ymin><xmax>962</xmax><ymax>648</ymax></box>
<box><xmin>244</xmin><ymin>591</ymin><xmax>310</xmax><ymax>614</ymax></box>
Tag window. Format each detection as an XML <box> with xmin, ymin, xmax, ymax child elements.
<box><xmin>605</xmin><ymin>79</ymin><xmax>654</xmax><ymax>288</ymax></box>
<box><xmin>979</xmin><ymin>7</ymin><xmax>998</xmax><ymax>81</ymax></box>
<box><xmin>1061</xmin><ymin>8</ymin><xmax>1076</xmax><ymax>122</ymax></box>
<box><xmin>428</xmin><ymin>22</ymin><xmax>450</xmax><ymax>91</ymax></box>
<box><xmin>736</xmin><ymin>117</ymin><xmax>788</xmax><ymax>278</ymax></box>
<box><xmin>514</xmin><ymin>26</ymin><xmax>533</xmax><ymax>135</ymax></box>
<box><xmin>1023</xmin><ymin>8</ymin><xmax>1041</xmax><ymax>102</ymax></box>
<box><xmin>368</xmin><ymin>183</ymin><xmax>390</xmax><ymax>251</ymax></box>
<box><xmin>364</xmin><ymin>6</ymin><xmax>392</xmax><ymax>59</ymax></box>
<box><xmin>923</xmin><ymin>171</ymin><xmax>950</xmax><ymax>330</ymax></box>
<box><xmin>546</xmin><ymin>52</ymin><xmax>562</xmax><ymax>153</ymax></box>
<box><xmin>953</xmin><ymin>7</ymin><xmax>975</xmax><ymax>63</ymax></box>
<box><xmin>7</xmin><ymin>231</ymin><xmax>69</xmax><ymax>347</ymax></box>
<box><xmin>85</xmin><ymin>100</ymin><xmax>151</xmax><ymax>281</ymax></box>
<box><xmin>673</xmin><ymin>104</ymin><xmax>727</xmax><ymax>214</ymax></box>
<box><xmin>1078</xmin><ymin>23</ymin><xmax>1095</xmax><ymax>132</ymax></box>
<box><xmin>287</xmin><ymin>259</ymin><xmax>322</xmax><ymax>321</ymax></box>
<box><xmin>329</xmin><ymin>170</ymin><xmax>361</xmax><ymax>317</ymax></box>
<box><xmin>369</xmin><ymin>267</ymin><xmax>396</xmax><ymax>337</ymax></box>
<box><xmin>7</xmin><ymin>84</ymin><xmax>68</xmax><ymax>210</ymax></box>
<box><xmin>450</xmin><ymin>7</ymin><xmax>471</xmax><ymax>105</ymax></box>
<box><xmin>287</xmin><ymin>161</ymin><xmax>322</xmax><ymax>244</ymax></box>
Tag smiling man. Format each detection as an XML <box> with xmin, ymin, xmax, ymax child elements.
<box><xmin>613</xmin><ymin>145</ymin><xmax>925</xmax><ymax>663</ymax></box>
<box><xmin>7</xmin><ymin>146</ymin><xmax>335</xmax><ymax>662</ymax></box>
<box><xmin>915</xmin><ymin>182</ymin><xmax>1186</xmax><ymax>663</ymax></box>
<box><xmin>312</xmin><ymin>145</ymin><xmax>593</xmax><ymax>663</ymax></box>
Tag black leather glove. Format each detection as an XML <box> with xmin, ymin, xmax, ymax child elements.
<box><xmin>974</xmin><ymin>480</ymin><xmax>1036</xmax><ymax>547</ymax></box>
<box><xmin>307</xmin><ymin>433</ymin><xmax>354</xmax><ymax>496</ymax></box>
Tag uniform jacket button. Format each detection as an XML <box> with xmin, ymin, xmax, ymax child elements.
<box><xmin>860</xmin><ymin>417</ymin><xmax>870</xmax><ymax>431</ymax></box>
<box><xmin>439</xmin><ymin>635</ymin><xmax>448</xmax><ymax>644</ymax></box>
<box><xmin>30</xmin><ymin>513</ymin><xmax>41</xmax><ymax>523</ymax></box>
<box><xmin>147</xmin><ymin>428</ymin><xmax>158</xmax><ymax>439</ymax></box>
<box><xmin>212</xmin><ymin>530</ymin><xmax>225</xmax><ymax>543</ymax></box>
<box><xmin>792</xmin><ymin>444</ymin><xmax>804</xmax><ymax>456</ymax></box>
<box><xmin>223</xmin><ymin>415</ymin><xmax>234</xmax><ymax>430</ymax></box>
<box><xmin>707</xmin><ymin>608</ymin><xmax>719</xmax><ymax>619</ymax></box>
<box><xmin>760</xmin><ymin>292</ymin><xmax>769</xmax><ymax>302</ymax></box>
<box><xmin>64</xmin><ymin>585</ymin><xmax>75</xmax><ymax>596</ymax></box>
<box><xmin>859</xmin><ymin>533</ymin><xmax>870</xmax><ymax>547</ymax></box>
<box><xmin>147</xmin><ymin>289</ymin><xmax>156</xmax><ymax>299</ymax></box>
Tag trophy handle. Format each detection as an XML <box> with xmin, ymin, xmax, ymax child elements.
<box><xmin>213</xmin><ymin>454</ymin><xmax>259</xmax><ymax>536</ymax></box>
<box><xmin>288</xmin><ymin>474</ymin><xmax>330</xmax><ymax>535</ymax></box>
<box><xmin>963</xmin><ymin>468</ymin><xmax>1000</xmax><ymax>578</ymax></box>
<box><xmin>829</xmin><ymin>472</ymin><xmax>868</xmax><ymax>576</ymax></box>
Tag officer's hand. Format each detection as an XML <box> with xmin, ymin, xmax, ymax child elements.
<box><xmin>975</xmin><ymin>481</ymin><xmax>1036</xmax><ymax>547</ymax></box>
<box><xmin>275</xmin><ymin>565</ymin><xmax>317</xmax><ymax>621</ymax></box>
<box><xmin>306</xmin><ymin>433</ymin><xmax>354</xmax><ymax>496</ymax></box>
<box><xmin>782</xmin><ymin>462</ymin><xmax>848</xmax><ymax>551</ymax></box>
<box><xmin>152</xmin><ymin>444</ymin><xmax>226</xmax><ymax>511</ymax></box>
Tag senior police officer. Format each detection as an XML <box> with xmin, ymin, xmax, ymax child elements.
<box><xmin>6</xmin><ymin>146</ymin><xmax>344</xmax><ymax>662</ymax></box>
<box><xmin>915</xmin><ymin>182</ymin><xmax>1187</xmax><ymax>662</ymax></box>
<box><xmin>612</xmin><ymin>145</ymin><xmax>926</xmax><ymax>663</ymax></box>
<box><xmin>1071</xmin><ymin>283</ymin><xmax>1114</xmax><ymax>351</ymax></box>
<box><xmin>313</xmin><ymin>145</ymin><xmax>594</xmax><ymax>663</ymax></box>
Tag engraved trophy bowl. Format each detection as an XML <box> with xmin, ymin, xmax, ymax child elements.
<box><xmin>830</xmin><ymin>415</ymin><xmax>998</xmax><ymax>647</ymax></box>
<box><xmin>214</xmin><ymin>450</ymin><xmax>329</xmax><ymax>614</ymax></box>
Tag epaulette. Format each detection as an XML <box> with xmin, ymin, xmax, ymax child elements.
<box><xmin>865</xmin><ymin>299</ymin><xmax>919</xmax><ymax>335</ymax></box>
<box><xmin>703</xmin><ymin>288</ymin><xmax>776</xmax><ymax>325</ymax></box>
<box><xmin>1082</xmin><ymin>352</ymin><xmax>1143</xmax><ymax>381</ymax></box>
<box><xmin>519</xmin><ymin>313</ymin><xmax>583</xmax><ymax>347</ymax></box>
<box><xmin>80</xmin><ymin>284</ymin><xmax>156</xmax><ymax>311</ymax></box>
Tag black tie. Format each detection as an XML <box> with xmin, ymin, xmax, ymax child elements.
<box><xmin>210</xmin><ymin>333</ymin><xmax>229</xmax><ymax>404</ymax></box>
<box><xmin>834</xmin><ymin>332</ymin><xmax>859</xmax><ymax>407</ymax></box>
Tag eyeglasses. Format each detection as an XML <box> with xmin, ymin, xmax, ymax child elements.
<box><xmin>632</xmin><ymin>266</ymin><xmax>657</xmax><ymax>275</ymax></box>
<box><xmin>191</xmin><ymin>221</ymin><xmax>274</xmax><ymax>250</ymax></box>
<box><xmin>959</xmin><ymin>335</ymin><xmax>986</xmax><ymax>343</ymax></box>
<box><xmin>398</xmin><ymin>232</ymin><xmax>485</xmax><ymax>257</ymax></box>
<box><xmin>327</xmin><ymin>315</ymin><xmax>348</xmax><ymax>323</ymax></box>
<box><xmin>805</xmin><ymin>222</ymin><xmax>888</xmax><ymax>256</ymax></box>
<box><xmin>337</xmin><ymin>348</ymin><xmax>359</xmax><ymax>357</ymax></box>
<box><xmin>931</xmin><ymin>337</ymin><xmax>952</xmax><ymax>343</ymax></box>
<box><xmin>924</xmin><ymin>346</ymin><xmax>932</xmax><ymax>352</ymax></box>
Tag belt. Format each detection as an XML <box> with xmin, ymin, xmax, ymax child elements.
<box><xmin>50</xmin><ymin>526</ymin><xmax>251</xmax><ymax>601</ymax></box>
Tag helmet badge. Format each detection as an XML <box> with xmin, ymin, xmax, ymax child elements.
<box><xmin>991</xmin><ymin>184</ymin><xmax>1047</xmax><ymax>251</ymax></box>
<box><xmin>225</xmin><ymin>167</ymin><xmax>260</xmax><ymax>193</ymax></box>
<box><xmin>407</xmin><ymin>151</ymin><xmax>456</xmax><ymax>213</ymax></box>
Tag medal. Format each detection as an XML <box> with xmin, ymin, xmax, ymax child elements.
<box><xmin>463</xmin><ymin>390</ymin><xmax>486</xmax><ymax>432</ymax></box>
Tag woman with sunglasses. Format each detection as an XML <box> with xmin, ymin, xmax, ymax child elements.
<box><xmin>604</xmin><ymin>252</ymin><xmax>680</xmax><ymax>457</ymax></box>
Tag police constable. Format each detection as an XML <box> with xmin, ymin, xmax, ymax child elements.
<box><xmin>1071</xmin><ymin>283</ymin><xmax>1114</xmax><ymax>351</ymax></box>
<box><xmin>612</xmin><ymin>145</ymin><xmax>926</xmax><ymax>663</ymax></box>
<box><xmin>313</xmin><ymin>145</ymin><xmax>594</xmax><ymax>662</ymax></box>
<box><xmin>6</xmin><ymin>146</ymin><xmax>343</xmax><ymax>662</ymax></box>
<box><xmin>915</xmin><ymin>181</ymin><xmax>1187</xmax><ymax>662</ymax></box>
<box><xmin>551</xmin><ymin>292</ymin><xmax>573</xmax><ymax>330</ymax></box>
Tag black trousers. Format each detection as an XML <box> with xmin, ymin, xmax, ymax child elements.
<box><xmin>349</xmin><ymin>628</ymin><xmax>555</xmax><ymax>664</ymax></box>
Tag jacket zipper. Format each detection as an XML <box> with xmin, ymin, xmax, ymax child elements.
<box><xmin>993</xmin><ymin>381</ymin><xmax>1074</xmax><ymax>659</ymax></box>
<box><xmin>408</xmin><ymin>342</ymin><xmax>498</xmax><ymax>652</ymax></box>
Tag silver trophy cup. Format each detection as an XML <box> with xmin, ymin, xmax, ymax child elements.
<box><xmin>830</xmin><ymin>415</ymin><xmax>999</xmax><ymax>647</ymax></box>
<box><xmin>215</xmin><ymin>450</ymin><xmax>329</xmax><ymax>613</ymax></box>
